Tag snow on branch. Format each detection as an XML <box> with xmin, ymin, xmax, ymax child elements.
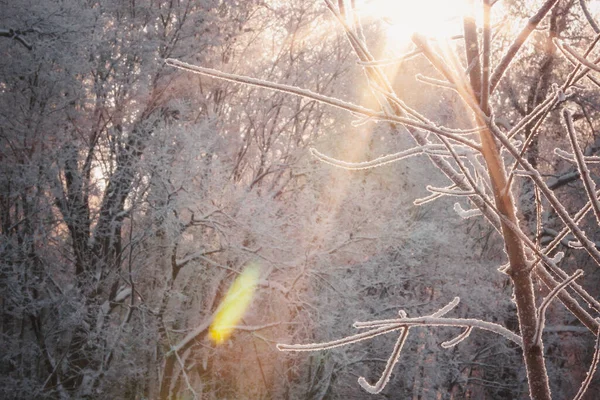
<box><xmin>277</xmin><ymin>297</ymin><xmax>522</xmax><ymax>394</ymax></box>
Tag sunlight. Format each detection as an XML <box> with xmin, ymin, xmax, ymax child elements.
<box><xmin>209</xmin><ymin>263</ymin><xmax>261</xmax><ymax>345</ymax></box>
<box><xmin>358</xmin><ymin>0</ymin><xmax>467</xmax><ymax>43</ymax></box>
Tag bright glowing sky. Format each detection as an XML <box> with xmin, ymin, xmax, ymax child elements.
<box><xmin>357</xmin><ymin>0</ymin><xmax>468</xmax><ymax>43</ymax></box>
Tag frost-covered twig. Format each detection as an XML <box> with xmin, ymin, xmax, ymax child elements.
<box><xmin>372</xmin><ymin>84</ymin><xmax>485</xmax><ymax>135</ymax></box>
<box><xmin>165</xmin><ymin>59</ymin><xmax>482</xmax><ymax>151</ymax></box>
<box><xmin>351</xmin><ymin>316</ymin><xmax>522</xmax><ymax>346</ymax></box>
<box><xmin>454</xmin><ymin>203</ymin><xmax>482</xmax><ymax>219</ymax></box>
<box><xmin>310</xmin><ymin>145</ymin><xmax>441</xmax><ymax>170</ymax></box>
<box><xmin>442</xmin><ymin>326</ymin><xmax>473</xmax><ymax>348</ymax></box>
<box><xmin>278</xmin><ymin>297</ymin><xmax>522</xmax><ymax>394</ymax></box>
<box><xmin>324</xmin><ymin>1</ymin><xmax>503</xmax><ymax>235</ymax></box>
<box><xmin>564</xmin><ymin>34</ymin><xmax>600</xmax><ymax>88</ymax></box>
<box><xmin>489</xmin><ymin>0</ymin><xmax>560</xmax><ymax>93</ymax></box>
<box><xmin>554</xmin><ymin>39</ymin><xmax>600</xmax><ymax>73</ymax></box>
<box><xmin>507</xmin><ymin>86</ymin><xmax>561</xmax><ymax>140</ymax></box>
<box><xmin>165</xmin><ymin>58</ymin><xmax>375</xmax><ymax>116</ymax></box>
<box><xmin>573</xmin><ymin>323</ymin><xmax>600</xmax><ymax>400</ymax></box>
<box><xmin>487</xmin><ymin>122</ymin><xmax>600</xmax><ymax>269</ymax></box>
<box><xmin>416</xmin><ymin>74</ymin><xmax>457</xmax><ymax>90</ymax></box>
<box><xmin>426</xmin><ymin>185</ymin><xmax>476</xmax><ymax>197</ymax></box>
<box><xmin>358</xmin><ymin>328</ymin><xmax>410</xmax><ymax>394</ymax></box>
<box><xmin>432</xmin><ymin>123</ymin><xmax>597</xmax><ymax>330</ymax></box>
<box><xmin>533</xmin><ymin>270</ymin><xmax>584</xmax><ymax>347</ymax></box>
<box><xmin>580</xmin><ymin>0</ymin><xmax>600</xmax><ymax>33</ymax></box>
<box><xmin>563</xmin><ymin>109</ymin><xmax>600</xmax><ymax>225</ymax></box>
<box><xmin>554</xmin><ymin>148</ymin><xmax>600</xmax><ymax>163</ymax></box>
<box><xmin>432</xmin><ymin>296</ymin><xmax>461</xmax><ymax>317</ymax></box>
<box><xmin>276</xmin><ymin>324</ymin><xmax>404</xmax><ymax>352</ymax></box>
<box><xmin>433</xmin><ymin>129</ymin><xmax>600</xmax><ymax>331</ymax></box>
<box><xmin>414</xmin><ymin>191</ymin><xmax>446</xmax><ymax>206</ymax></box>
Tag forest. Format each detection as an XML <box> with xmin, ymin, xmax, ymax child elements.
<box><xmin>1</xmin><ymin>0</ymin><xmax>600</xmax><ymax>399</ymax></box>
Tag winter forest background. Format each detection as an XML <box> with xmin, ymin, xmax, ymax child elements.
<box><xmin>2</xmin><ymin>0</ymin><xmax>600</xmax><ymax>399</ymax></box>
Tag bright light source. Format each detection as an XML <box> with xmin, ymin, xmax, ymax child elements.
<box><xmin>358</xmin><ymin>0</ymin><xmax>467</xmax><ymax>43</ymax></box>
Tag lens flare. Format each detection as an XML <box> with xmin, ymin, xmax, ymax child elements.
<box><xmin>209</xmin><ymin>263</ymin><xmax>261</xmax><ymax>345</ymax></box>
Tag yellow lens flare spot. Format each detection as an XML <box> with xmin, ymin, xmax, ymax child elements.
<box><xmin>209</xmin><ymin>263</ymin><xmax>261</xmax><ymax>345</ymax></box>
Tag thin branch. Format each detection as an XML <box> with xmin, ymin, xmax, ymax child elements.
<box><xmin>563</xmin><ymin>109</ymin><xmax>600</xmax><ymax>225</ymax></box>
<box><xmin>173</xmin><ymin>347</ymin><xmax>198</xmax><ymax>400</ymax></box>
<box><xmin>490</xmin><ymin>0</ymin><xmax>560</xmax><ymax>93</ymax></box>
<box><xmin>309</xmin><ymin>145</ymin><xmax>440</xmax><ymax>170</ymax></box>
<box><xmin>454</xmin><ymin>203</ymin><xmax>483</xmax><ymax>219</ymax></box>
<box><xmin>555</xmin><ymin>148</ymin><xmax>600</xmax><ymax>163</ymax></box>
<box><xmin>555</xmin><ymin>39</ymin><xmax>600</xmax><ymax>73</ymax></box>
<box><xmin>487</xmin><ymin>122</ymin><xmax>600</xmax><ymax>271</ymax></box>
<box><xmin>358</xmin><ymin>328</ymin><xmax>410</xmax><ymax>394</ymax></box>
<box><xmin>165</xmin><ymin>58</ymin><xmax>375</xmax><ymax>115</ymax></box>
<box><xmin>165</xmin><ymin>58</ymin><xmax>482</xmax><ymax>151</ymax></box>
<box><xmin>230</xmin><ymin>322</ymin><xmax>281</xmax><ymax>331</ymax></box>
<box><xmin>579</xmin><ymin>0</ymin><xmax>600</xmax><ymax>34</ymax></box>
<box><xmin>434</xmin><ymin>127</ymin><xmax>600</xmax><ymax>332</ymax></box>
<box><xmin>429</xmin><ymin>115</ymin><xmax>600</xmax><ymax>331</ymax></box>
<box><xmin>507</xmin><ymin>87</ymin><xmax>561</xmax><ymax>140</ymax></box>
<box><xmin>414</xmin><ymin>191</ymin><xmax>447</xmax><ymax>206</ymax></box>
<box><xmin>573</xmin><ymin>324</ymin><xmax>600</xmax><ymax>400</ymax></box>
<box><xmin>324</xmin><ymin>0</ymin><xmax>503</xmax><ymax>233</ymax></box>
<box><xmin>533</xmin><ymin>270</ymin><xmax>584</xmax><ymax>347</ymax></box>
<box><xmin>0</xmin><ymin>28</ymin><xmax>34</xmax><ymax>50</ymax></box>
<box><xmin>432</xmin><ymin>296</ymin><xmax>461</xmax><ymax>317</ymax></box>
<box><xmin>426</xmin><ymin>186</ymin><xmax>476</xmax><ymax>197</ymax></box>
<box><xmin>416</xmin><ymin>74</ymin><xmax>457</xmax><ymax>90</ymax></box>
<box><xmin>352</xmin><ymin>316</ymin><xmax>522</xmax><ymax>346</ymax></box>
<box><xmin>563</xmin><ymin>33</ymin><xmax>600</xmax><ymax>88</ymax></box>
<box><xmin>276</xmin><ymin>324</ymin><xmax>404</xmax><ymax>352</ymax></box>
<box><xmin>442</xmin><ymin>326</ymin><xmax>473</xmax><ymax>348</ymax></box>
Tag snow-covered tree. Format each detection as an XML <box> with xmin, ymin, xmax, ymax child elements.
<box><xmin>166</xmin><ymin>1</ymin><xmax>600</xmax><ymax>399</ymax></box>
